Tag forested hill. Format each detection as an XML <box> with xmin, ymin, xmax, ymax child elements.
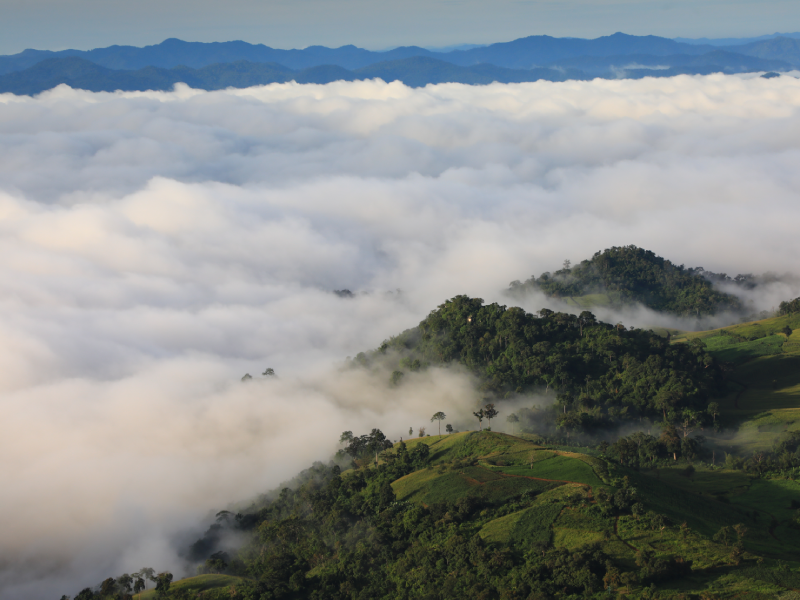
<box><xmin>508</xmin><ymin>246</ymin><xmax>742</xmax><ymax>317</ymax></box>
<box><xmin>362</xmin><ymin>295</ymin><xmax>722</xmax><ymax>429</ymax></box>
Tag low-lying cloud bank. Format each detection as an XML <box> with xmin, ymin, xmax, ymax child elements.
<box><xmin>2</xmin><ymin>74</ymin><xmax>800</xmax><ymax>597</ymax></box>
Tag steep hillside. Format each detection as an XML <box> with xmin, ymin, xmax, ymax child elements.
<box><xmin>72</xmin><ymin>431</ymin><xmax>800</xmax><ymax>599</ymax></box>
<box><xmin>671</xmin><ymin>311</ymin><xmax>800</xmax><ymax>454</ymax></box>
<box><xmin>364</xmin><ymin>294</ymin><xmax>724</xmax><ymax>433</ymax></box>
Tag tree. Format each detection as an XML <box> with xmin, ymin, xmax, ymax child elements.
<box><xmin>707</xmin><ymin>402</ymin><xmax>720</xmax><ymax>424</ymax></box>
<box><xmin>117</xmin><ymin>574</ymin><xmax>133</xmax><ymax>595</ymax></box>
<box><xmin>506</xmin><ymin>413</ymin><xmax>519</xmax><ymax>435</ymax></box>
<box><xmin>137</xmin><ymin>568</ymin><xmax>156</xmax><ymax>590</ymax></box>
<box><xmin>241</xmin><ymin>373</ymin><xmax>252</xmax><ymax>382</ymax></box>
<box><xmin>445</xmin><ymin>424</ymin><xmax>453</xmax><ymax>434</ymax></box>
<box><xmin>430</xmin><ymin>411</ymin><xmax>446</xmax><ymax>435</ymax></box>
<box><xmin>390</xmin><ymin>370</ymin><xmax>405</xmax><ymax>386</ymax></box>
<box><xmin>418</xmin><ymin>426</ymin><xmax>426</xmax><ymax>437</ymax></box>
<box><xmin>680</xmin><ymin>409</ymin><xmax>700</xmax><ymax>438</ymax></box>
<box><xmin>473</xmin><ymin>408</ymin><xmax>485</xmax><ymax>431</ymax></box>
<box><xmin>154</xmin><ymin>572</ymin><xmax>173</xmax><ymax>598</ymax></box>
<box><xmin>578</xmin><ymin>311</ymin><xmax>596</xmax><ymax>337</ymax></box>
<box><xmin>483</xmin><ymin>403</ymin><xmax>499</xmax><ymax>429</ymax></box>
<box><xmin>263</xmin><ymin>367</ymin><xmax>276</xmax><ymax>376</ymax></box>
<box><xmin>409</xmin><ymin>427</ymin><xmax>413</xmax><ymax>437</ymax></box>
<box><xmin>713</xmin><ymin>526</ymin><xmax>732</xmax><ymax>547</ymax></box>
<box><xmin>133</xmin><ymin>575</ymin><xmax>146</xmax><ymax>598</ymax></box>
<box><xmin>339</xmin><ymin>431</ymin><xmax>354</xmax><ymax>445</ymax></box>
<box><xmin>100</xmin><ymin>578</ymin><xmax>117</xmax><ymax>596</ymax></box>
<box><xmin>659</xmin><ymin>424</ymin><xmax>681</xmax><ymax>461</ymax></box>
<box><xmin>205</xmin><ymin>551</ymin><xmax>229</xmax><ymax>573</ymax></box>
<box><xmin>344</xmin><ymin>429</ymin><xmax>394</xmax><ymax>466</ymax></box>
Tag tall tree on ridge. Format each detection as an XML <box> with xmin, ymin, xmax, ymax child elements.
<box><xmin>430</xmin><ymin>411</ymin><xmax>446</xmax><ymax>435</ymax></box>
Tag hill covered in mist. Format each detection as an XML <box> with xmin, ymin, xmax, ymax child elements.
<box><xmin>361</xmin><ymin>294</ymin><xmax>723</xmax><ymax>428</ymax></box>
<box><xmin>508</xmin><ymin>246</ymin><xmax>744</xmax><ymax>318</ymax></box>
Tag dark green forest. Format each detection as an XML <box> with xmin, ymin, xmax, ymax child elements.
<box><xmin>508</xmin><ymin>246</ymin><xmax>742</xmax><ymax>317</ymax></box>
<box><xmin>361</xmin><ymin>294</ymin><xmax>723</xmax><ymax>435</ymax></box>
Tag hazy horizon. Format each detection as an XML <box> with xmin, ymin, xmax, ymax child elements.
<box><xmin>2</xmin><ymin>0</ymin><xmax>800</xmax><ymax>55</ymax></box>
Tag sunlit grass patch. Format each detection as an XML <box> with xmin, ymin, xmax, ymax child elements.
<box><xmin>138</xmin><ymin>575</ymin><xmax>246</xmax><ymax>599</ymax></box>
<box><xmin>497</xmin><ymin>455</ymin><xmax>603</xmax><ymax>486</ymax></box>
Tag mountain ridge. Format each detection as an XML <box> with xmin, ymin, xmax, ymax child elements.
<box><xmin>3</xmin><ymin>32</ymin><xmax>798</xmax><ymax>79</ymax></box>
<box><xmin>0</xmin><ymin>53</ymin><xmax>788</xmax><ymax>96</ymax></box>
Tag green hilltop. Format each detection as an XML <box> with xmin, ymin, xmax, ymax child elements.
<box><xmin>508</xmin><ymin>246</ymin><xmax>744</xmax><ymax>317</ymax></box>
<box><xmin>63</xmin><ymin>298</ymin><xmax>800</xmax><ymax>600</ymax></box>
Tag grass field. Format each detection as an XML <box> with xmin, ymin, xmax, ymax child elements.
<box><xmin>479</xmin><ymin>484</ymin><xmax>576</xmax><ymax>546</ymax></box>
<box><xmin>137</xmin><ymin>574</ymin><xmax>245</xmax><ymax>599</ymax></box>
<box><xmin>634</xmin><ymin>465</ymin><xmax>800</xmax><ymax>560</ymax></box>
<box><xmin>391</xmin><ymin>464</ymin><xmax>559</xmax><ymax>505</ymax></box>
<box><xmin>664</xmin><ymin>313</ymin><xmax>800</xmax><ymax>455</ymax></box>
<box><xmin>494</xmin><ymin>455</ymin><xmax>604</xmax><ymax>486</ymax></box>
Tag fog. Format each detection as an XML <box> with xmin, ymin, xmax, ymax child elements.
<box><xmin>2</xmin><ymin>73</ymin><xmax>800</xmax><ymax>597</ymax></box>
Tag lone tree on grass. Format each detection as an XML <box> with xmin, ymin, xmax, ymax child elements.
<box><xmin>445</xmin><ymin>424</ymin><xmax>453</xmax><ymax>434</ymax></box>
<box><xmin>507</xmin><ymin>413</ymin><xmax>519</xmax><ymax>435</ymax></box>
<box><xmin>473</xmin><ymin>408</ymin><xmax>485</xmax><ymax>431</ymax></box>
<box><xmin>430</xmin><ymin>411</ymin><xmax>446</xmax><ymax>435</ymax></box>
<box><xmin>483</xmin><ymin>403</ymin><xmax>499</xmax><ymax>430</ymax></box>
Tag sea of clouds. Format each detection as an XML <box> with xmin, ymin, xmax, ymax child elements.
<box><xmin>2</xmin><ymin>73</ymin><xmax>800</xmax><ymax>598</ymax></box>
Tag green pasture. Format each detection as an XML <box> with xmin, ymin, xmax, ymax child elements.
<box><xmin>137</xmin><ymin>574</ymin><xmax>245</xmax><ymax>599</ymax></box>
<box><xmin>636</xmin><ymin>466</ymin><xmax>800</xmax><ymax>560</ymax></box>
<box><xmin>552</xmin><ymin>504</ymin><xmax>608</xmax><ymax>550</ymax></box>
<box><xmin>479</xmin><ymin>484</ymin><xmax>582</xmax><ymax>546</ymax></box>
<box><xmin>493</xmin><ymin>454</ymin><xmax>604</xmax><ymax>486</ymax></box>
<box><xmin>673</xmin><ymin>313</ymin><xmax>800</xmax><ymax>344</ymax></box>
<box><xmin>397</xmin><ymin>431</ymin><xmax>541</xmax><ymax>465</ymax></box>
<box><xmin>391</xmin><ymin>464</ymin><xmax>558</xmax><ymax>505</ymax></box>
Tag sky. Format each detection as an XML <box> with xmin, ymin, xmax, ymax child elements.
<box><xmin>2</xmin><ymin>73</ymin><xmax>800</xmax><ymax>598</ymax></box>
<box><xmin>1</xmin><ymin>0</ymin><xmax>800</xmax><ymax>54</ymax></box>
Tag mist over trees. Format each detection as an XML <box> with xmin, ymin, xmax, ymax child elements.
<box><xmin>361</xmin><ymin>294</ymin><xmax>723</xmax><ymax>436</ymax></box>
<box><xmin>508</xmin><ymin>246</ymin><xmax>743</xmax><ymax>317</ymax></box>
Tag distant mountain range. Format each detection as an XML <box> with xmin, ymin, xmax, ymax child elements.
<box><xmin>1</xmin><ymin>32</ymin><xmax>798</xmax><ymax>94</ymax></box>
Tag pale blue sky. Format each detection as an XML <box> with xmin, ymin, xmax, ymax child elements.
<box><xmin>1</xmin><ymin>0</ymin><xmax>798</xmax><ymax>54</ymax></box>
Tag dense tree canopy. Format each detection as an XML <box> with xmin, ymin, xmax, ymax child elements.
<box><xmin>508</xmin><ymin>246</ymin><xmax>742</xmax><ymax>316</ymax></box>
<box><xmin>779</xmin><ymin>296</ymin><xmax>800</xmax><ymax>315</ymax></box>
<box><xmin>369</xmin><ymin>295</ymin><xmax>722</xmax><ymax>429</ymax></box>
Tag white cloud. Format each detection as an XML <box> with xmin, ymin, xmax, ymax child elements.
<box><xmin>1</xmin><ymin>73</ymin><xmax>800</xmax><ymax>597</ymax></box>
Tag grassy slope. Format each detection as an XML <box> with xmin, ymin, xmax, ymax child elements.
<box><xmin>136</xmin><ymin>574</ymin><xmax>245</xmax><ymax>599</ymax></box>
<box><xmin>670</xmin><ymin>313</ymin><xmax>800</xmax><ymax>453</ymax></box>
<box><xmin>390</xmin><ymin>432</ymin><xmax>800</xmax><ymax>597</ymax></box>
